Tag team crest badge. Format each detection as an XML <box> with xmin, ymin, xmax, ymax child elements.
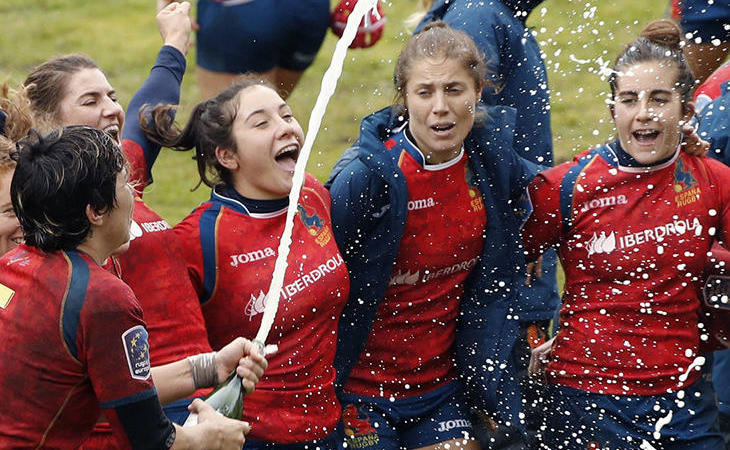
<box><xmin>673</xmin><ymin>159</ymin><xmax>701</xmax><ymax>207</ymax></box>
<box><xmin>297</xmin><ymin>205</ymin><xmax>324</xmax><ymax>236</ymax></box>
<box><xmin>342</xmin><ymin>404</ymin><xmax>379</xmax><ymax>447</ymax></box>
<box><xmin>297</xmin><ymin>204</ymin><xmax>332</xmax><ymax>246</ymax></box>
<box><xmin>464</xmin><ymin>166</ymin><xmax>484</xmax><ymax>211</ymax></box>
<box><xmin>122</xmin><ymin>325</ymin><xmax>151</xmax><ymax>380</ymax></box>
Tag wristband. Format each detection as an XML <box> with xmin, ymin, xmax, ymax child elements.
<box><xmin>187</xmin><ymin>351</ymin><xmax>217</xmax><ymax>389</ymax></box>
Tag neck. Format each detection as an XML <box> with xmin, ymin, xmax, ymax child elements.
<box><xmin>76</xmin><ymin>239</ymin><xmax>111</xmax><ymax>266</ymax></box>
<box><xmin>405</xmin><ymin>126</ymin><xmax>462</xmax><ymax>165</ymax></box>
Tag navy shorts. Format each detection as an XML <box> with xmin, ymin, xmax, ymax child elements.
<box><xmin>163</xmin><ymin>396</ymin><xmax>198</xmax><ymax>425</ymax></box>
<box><xmin>680</xmin><ymin>0</ymin><xmax>730</xmax><ymax>43</ymax></box>
<box><xmin>337</xmin><ymin>381</ymin><xmax>474</xmax><ymax>449</ymax></box>
<box><xmin>715</xmin><ymin>349</ymin><xmax>730</xmax><ymax>416</ymax></box>
<box><xmin>196</xmin><ymin>0</ymin><xmax>330</xmax><ymax>73</ymax></box>
<box><xmin>542</xmin><ymin>376</ymin><xmax>724</xmax><ymax>450</ymax></box>
<box><xmin>244</xmin><ymin>422</ymin><xmax>344</xmax><ymax>449</ymax></box>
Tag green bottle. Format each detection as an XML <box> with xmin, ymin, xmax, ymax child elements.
<box><xmin>204</xmin><ymin>372</ymin><xmax>245</xmax><ymax>417</ymax></box>
<box><xmin>183</xmin><ymin>373</ymin><xmax>244</xmax><ymax>426</ymax></box>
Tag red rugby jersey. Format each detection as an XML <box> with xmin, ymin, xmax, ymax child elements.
<box><xmin>522</xmin><ymin>144</ymin><xmax>730</xmax><ymax>395</ymax></box>
<box><xmin>115</xmin><ymin>139</ymin><xmax>212</xmax><ymax>367</ymax></box>
<box><xmin>0</xmin><ymin>246</ymin><xmax>168</xmax><ymax>447</ymax></box>
<box><xmin>345</xmin><ymin>131</ymin><xmax>487</xmax><ymax>398</ymax></box>
<box><xmin>174</xmin><ymin>174</ymin><xmax>349</xmax><ymax>443</ymax></box>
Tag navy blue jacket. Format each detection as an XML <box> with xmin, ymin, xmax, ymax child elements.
<box><xmin>416</xmin><ymin>0</ymin><xmax>559</xmax><ymax>322</ymax></box>
<box><xmin>698</xmin><ymin>80</ymin><xmax>730</xmax><ymax>167</ymax></box>
<box><xmin>327</xmin><ymin>106</ymin><xmax>538</xmax><ymax>426</ymax></box>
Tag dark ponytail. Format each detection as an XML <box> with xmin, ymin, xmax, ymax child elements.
<box><xmin>141</xmin><ymin>76</ymin><xmax>275</xmax><ymax>189</ymax></box>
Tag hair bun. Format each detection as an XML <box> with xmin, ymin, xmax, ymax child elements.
<box><xmin>420</xmin><ymin>20</ymin><xmax>448</xmax><ymax>33</ymax></box>
<box><xmin>640</xmin><ymin>19</ymin><xmax>682</xmax><ymax>50</ymax></box>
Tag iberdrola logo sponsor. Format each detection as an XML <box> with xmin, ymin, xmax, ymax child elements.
<box><xmin>389</xmin><ymin>270</ymin><xmax>420</xmax><ymax>286</ymax></box>
<box><xmin>583</xmin><ymin>217</ymin><xmax>702</xmax><ymax>257</ymax></box>
<box><xmin>129</xmin><ymin>220</ymin><xmax>143</xmax><ymax>241</ymax></box>
<box><xmin>244</xmin><ymin>254</ymin><xmax>346</xmax><ymax>319</ymax></box>
<box><xmin>245</xmin><ymin>290</ymin><xmax>267</xmax><ymax>319</ymax></box>
<box><xmin>585</xmin><ymin>231</ymin><xmax>616</xmax><ymax>256</ymax></box>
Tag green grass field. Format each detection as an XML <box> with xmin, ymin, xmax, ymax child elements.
<box><xmin>0</xmin><ymin>0</ymin><xmax>666</xmax><ymax>223</ymax></box>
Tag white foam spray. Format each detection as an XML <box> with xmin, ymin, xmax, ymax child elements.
<box><xmin>254</xmin><ymin>0</ymin><xmax>380</xmax><ymax>346</ymax></box>
<box><xmin>184</xmin><ymin>2</ymin><xmax>380</xmax><ymax>428</ymax></box>
<box><xmin>640</xmin><ymin>356</ymin><xmax>706</xmax><ymax>446</ymax></box>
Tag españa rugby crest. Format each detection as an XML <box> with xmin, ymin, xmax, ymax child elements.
<box><xmin>297</xmin><ymin>204</ymin><xmax>332</xmax><ymax>246</ymax></box>
<box><xmin>122</xmin><ymin>325</ymin><xmax>151</xmax><ymax>380</ymax></box>
<box><xmin>673</xmin><ymin>159</ymin><xmax>701</xmax><ymax>207</ymax></box>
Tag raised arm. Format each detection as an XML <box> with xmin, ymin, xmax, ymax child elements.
<box><xmin>122</xmin><ymin>1</ymin><xmax>192</xmax><ymax>189</ymax></box>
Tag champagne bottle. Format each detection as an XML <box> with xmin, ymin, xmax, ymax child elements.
<box><xmin>183</xmin><ymin>372</ymin><xmax>244</xmax><ymax>426</ymax></box>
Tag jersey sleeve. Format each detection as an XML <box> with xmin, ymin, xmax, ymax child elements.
<box><xmin>173</xmin><ymin>209</ymin><xmax>207</xmax><ymax>300</ymax></box>
<box><xmin>122</xmin><ymin>45</ymin><xmax>187</xmax><ymax>190</ymax></box>
<box><xmin>521</xmin><ymin>170</ymin><xmax>564</xmax><ymax>262</ymax></box>
<box><xmin>709</xmin><ymin>159</ymin><xmax>730</xmax><ymax>244</ymax></box>
<box><xmin>78</xmin><ymin>278</ymin><xmax>175</xmax><ymax>449</ymax></box>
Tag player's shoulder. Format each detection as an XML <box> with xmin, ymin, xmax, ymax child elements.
<box><xmin>686</xmin><ymin>153</ymin><xmax>730</xmax><ymax>185</ymax></box>
<box><xmin>302</xmin><ymin>173</ymin><xmax>331</xmax><ymax>208</ymax></box>
<box><xmin>176</xmin><ymin>200</ymin><xmax>218</xmax><ymax>230</ymax></box>
<box><xmin>85</xmin><ymin>263</ymin><xmax>138</xmax><ymax>310</ymax></box>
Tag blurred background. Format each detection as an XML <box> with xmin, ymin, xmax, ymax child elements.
<box><xmin>0</xmin><ymin>0</ymin><xmax>665</xmax><ymax>223</ymax></box>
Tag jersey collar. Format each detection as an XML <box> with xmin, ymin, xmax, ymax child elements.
<box><xmin>599</xmin><ymin>140</ymin><xmax>681</xmax><ymax>173</ymax></box>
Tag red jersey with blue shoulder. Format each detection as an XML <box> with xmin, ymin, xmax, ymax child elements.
<box><xmin>111</xmin><ymin>196</ymin><xmax>212</xmax><ymax>367</ymax></box>
<box><xmin>345</xmin><ymin>129</ymin><xmax>487</xmax><ymax>398</ymax></box>
<box><xmin>174</xmin><ymin>174</ymin><xmax>349</xmax><ymax>444</ymax></box>
<box><xmin>522</xmin><ymin>143</ymin><xmax>730</xmax><ymax>395</ymax></box>
<box><xmin>110</xmin><ymin>45</ymin><xmax>210</xmax><ymax>370</ymax></box>
<box><xmin>0</xmin><ymin>245</ymin><xmax>173</xmax><ymax>448</ymax></box>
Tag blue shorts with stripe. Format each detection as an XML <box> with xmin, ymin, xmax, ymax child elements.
<box><xmin>196</xmin><ymin>0</ymin><xmax>330</xmax><ymax>73</ymax></box>
<box><xmin>542</xmin><ymin>374</ymin><xmax>724</xmax><ymax>450</ymax></box>
<box><xmin>336</xmin><ymin>381</ymin><xmax>474</xmax><ymax>449</ymax></box>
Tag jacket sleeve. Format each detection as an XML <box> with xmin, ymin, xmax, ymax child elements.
<box><xmin>122</xmin><ymin>45</ymin><xmax>187</xmax><ymax>190</ymax></box>
<box><xmin>699</xmin><ymin>94</ymin><xmax>730</xmax><ymax>167</ymax></box>
<box><xmin>521</xmin><ymin>173</ymin><xmax>563</xmax><ymax>262</ymax></box>
<box><xmin>469</xmin><ymin>105</ymin><xmax>542</xmax><ymax>201</ymax></box>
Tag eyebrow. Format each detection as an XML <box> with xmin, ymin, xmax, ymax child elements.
<box><xmin>78</xmin><ymin>89</ymin><xmax>115</xmax><ymax>99</ymax></box>
<box><xmin>245</xmin><ymin>103</ymin><xmax>289</xmax><ymax>121</ymax></box>
<box><xmin>414</xmin><ymin>80</ymin><xmax>466</xmax><ymax>88</ymax></box>
<box><xmin>618</xmin><ymin>89</ymin><xmax>673</xmax><ymax>97</ymax></box>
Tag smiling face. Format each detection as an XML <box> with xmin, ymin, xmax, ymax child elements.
<box><xmin>223</xmin><ymin>85</ymin><xmax>304</xmax><ymax>199</ymax></box>
<box><xmin>612</xmin><ymin>61</ymin><xmax>692</xmax><ymax>164</ymax></box>
<box><xmin>57</xmin><ymin>68</ymin><xmax>125</xmax><ymax>144</ymax></box>
<box><xmin>0</xmin><ymin>169</ymin><xmax>22</xmax><ymax>255</ymax></box>
<box><xmin>404</xmin><ymin>56</ymin><xmax>481</xmax><ymax>164</ymax></box>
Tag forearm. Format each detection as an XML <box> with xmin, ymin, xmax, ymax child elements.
<box><xmin>150</xmin><ymin>359</ymin><xmax>196</xmax><ymax>405</ymax></box>
<box><xmin>123</xmin><ymin>45</ymin><xmax>186</xmax><ymax>186</ymax></box>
